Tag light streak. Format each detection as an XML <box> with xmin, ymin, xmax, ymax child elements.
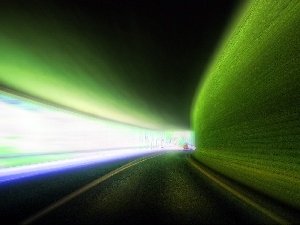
<box><xmin>0</xmin><ymin>91</ymin><xmax>195</xmax><ymax>182</ymax></box>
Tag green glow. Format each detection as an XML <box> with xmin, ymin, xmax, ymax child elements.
<box><xmin>0</xmin><ymin>12</ymin><xmax>181</xmax><ymax>130</ymax></box>
<box><xmin>192</xmin><ymin>0</ymin><xmax>300</xmax><ymax>209</ymax></box>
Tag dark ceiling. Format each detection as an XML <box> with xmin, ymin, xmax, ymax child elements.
<box><xmin>0</xmin><ymin>0</ymin><xmax>242</xmax><ymax>130</ymax></box>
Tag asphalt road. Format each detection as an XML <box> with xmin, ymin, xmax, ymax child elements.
<box><xmin>1</xmin><ymin>151</ymin><xmax>295</xmax><ymax>224</ymax></box>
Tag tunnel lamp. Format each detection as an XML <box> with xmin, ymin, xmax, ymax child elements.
<box><xmin>0</xmin><ymin>92</ymin><xmax>194</xmax><ymax>183</ymax></box>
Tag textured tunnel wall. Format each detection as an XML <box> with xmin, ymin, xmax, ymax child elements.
<box><xmin>192</xmin><ymin>0</ymin><xmax>300</xmax><ymax>209</ymax></box>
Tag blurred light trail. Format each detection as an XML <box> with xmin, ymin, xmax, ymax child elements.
<box><xmin>0</xmin><ymin>91</ymin><xmax>195</xmax><ymax>182</ymax></box>
<box><xmin>0</xmin><ymin>148</ymin><xmax>164</xmax><ymax>184</ymax></box>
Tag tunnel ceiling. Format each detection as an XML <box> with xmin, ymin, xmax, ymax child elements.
<box><xmin>0</xmin><ymin>0</ymin><xmax>241</xmax><ymax>130</ymax></box>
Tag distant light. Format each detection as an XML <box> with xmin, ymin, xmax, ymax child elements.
<box><xmin>0</xmin><ymin>91</ymin><xmax>195</xmax><ymax>182</ymax></box>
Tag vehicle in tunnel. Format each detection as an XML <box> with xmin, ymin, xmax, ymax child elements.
<box><xmin>0</xmin><ymin>0</ymin><xmax>299</xmax><ymax>223</ymax></box>
<box><xmin>183</xmin><ymin>143</ymin><xmax>195</xmax><ymax>151</ymax></box>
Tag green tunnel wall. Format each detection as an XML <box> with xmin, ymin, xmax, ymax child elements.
<box><xmin>192</xmin><ymin>0</ymin><xmax>300</xmax><ymax>209</ymax></box>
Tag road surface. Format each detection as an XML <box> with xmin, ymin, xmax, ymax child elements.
<box><xmin>1</xmin><ymin>151</ymin><xmax>298</xmax><ymax>224</ymax></box>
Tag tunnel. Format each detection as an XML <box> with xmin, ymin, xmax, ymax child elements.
<box><xmin>192</xmin><ymin>0</ymin><xmax>300</xmax><ymax>211</ymax></box>
<box><xmin>0</xmin><ymin>0</ymin><xmax>300</xmax><ymax>224</ymax></box>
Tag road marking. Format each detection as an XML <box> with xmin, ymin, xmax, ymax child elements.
<box><xmin>21</xmin><ymin>152</ymin><xmax>165</xmax><ymax>225</ymax></box>
<box><xmin>187</xmin><ymin>155</ymin><xmax>289</xmax><ymax>225</ymax></box>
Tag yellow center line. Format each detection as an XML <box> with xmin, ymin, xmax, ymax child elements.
<box><xmin>20</xmin><ymin>152</ymin><xmax>165</xmax><ymax>225</ymax></box>
<box><xmin>186</xmin><ymin>155</ymin><xmax>289</xmax><ymax>225</ymax></box>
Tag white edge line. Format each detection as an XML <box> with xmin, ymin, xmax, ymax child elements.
<box><xmin>186</xmin><ymin>155</ymin><xmax>289</xmax><ymax>225</ymax></box>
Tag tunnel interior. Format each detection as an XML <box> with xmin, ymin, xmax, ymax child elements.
<box><xmin>192</xmin><ymin>0</ymin><xmax>300</xmax><ymax>210</ymax></box>
<box><xmin>0</xmin><ymin>0</ymin><xmax>299</xmax><ymax>216</ymax></box>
